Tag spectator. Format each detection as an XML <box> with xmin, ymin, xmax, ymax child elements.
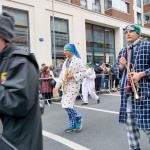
<box><xmin>54</xmin><ymin>43</ymin><xmax>86</xmax><ymax>133</ymax></box>
<box><xmin>49</xmin><ymin>64</ymin><xmax>56</xmax><ymax>97</ymax></box>
<box><xmin>55</xmin><ymin>60</ymin><xmax>64</xmax><ymax>77</ymax></box>
<box><xmin>39</xmin><ymin>63</ymin><xmax>46</xmax><ymax>77</ymax></box>
<box><xmin>100</xmin><ymin>63</ymin><xmax>110</xmax><ymax>92</ymax></box>
<box><xmin>41</xmin><ymin>66</ymin><xmax>52</xmax><ymax>104</ymax></box>
<box><xmin>113</xmin><ymin>62</ymin><xmax>120</xmax><ymax>90</ymax></box>
<box><xmin>55</xmin><ymin>60</ymin><xmax>64</xmax><ymax>97</ymax></box>
<box><xmin>39</xmin><ymin>63</ymin><xmax>46</xmax><ymax>89</ymax></box>
<box><xmin>94</xmin><ymin>61</ymin><xmax>103</xmax><ymax>92</ymax></box>
<box><xmin>107</xmin><ymin>62</ymin><xmax>116</xmax><ymax>91</ymax></box>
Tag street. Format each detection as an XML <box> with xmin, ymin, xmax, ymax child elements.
<box><xmin>42</xmin><ymin>93</ymin><xmax>149</xmax><ymax>150</ymax></box>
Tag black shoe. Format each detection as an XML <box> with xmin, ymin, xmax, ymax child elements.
<box><xmin>45</xmin><ymin>100</ymin><xmax>52</xmax><ymax>105</ymax></box>
<box><xmin>97</xmin><ymin>99</ymin><xmax>100</xmax><ymax>104</ymax></box>
<box><xmin>82</xmin><ymin>103</ymin><xmax>88</xmax><ymax>105</ymax></box>
<box><xmin>65</xmin><ymin>128</ymin><xmax>74</xmax><ymax>133</ymax></box>
<box><xmin>48</xmin><ymin>100</ymin><xmax>52</xmax><ymax>104</ymax></box>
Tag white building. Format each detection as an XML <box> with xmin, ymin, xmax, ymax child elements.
<box><xmin>0</xmin><ymin>0</ymin><xmax>150</xmax><ymax>66</ymax></box>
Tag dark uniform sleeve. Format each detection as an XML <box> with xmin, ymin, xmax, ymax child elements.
<box><xmin>0</xmin><ymin>56</ymin><xmax>39</xmax><ymax>117</ymax></box>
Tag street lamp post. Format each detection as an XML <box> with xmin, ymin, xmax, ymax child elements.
<box><xmin>52</xmin><ymin>0</ymin><xmax>56</xmax><ymax>67</ymax></box>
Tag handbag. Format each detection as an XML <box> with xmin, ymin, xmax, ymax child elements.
<box><xmin>50</xmin><ymin>79</ymin><xmax>56</xmax><ymax>88</ymax></box>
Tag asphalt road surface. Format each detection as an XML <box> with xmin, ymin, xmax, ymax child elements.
<box><xmin>42</xmin><ymin>92</ymin><xmax>149</xmax><ymax>150</ymax></box>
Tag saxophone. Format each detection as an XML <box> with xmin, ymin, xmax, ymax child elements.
<box><xmin>61</xmin><ymin>68</ymin><xmax>71</xmax><ymax>93</ymax></box>
<box><xmin>126</xmin><ymin>64</ymin><xmax>140</xmax><ymax>100</ymax></box>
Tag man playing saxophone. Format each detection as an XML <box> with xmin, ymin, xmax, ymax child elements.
<box><xmin>54</xmin><ymin>43</ymin><xmax>86</xmax><ymax>133</ymax></box>
<box><xmin>114</xmin><ymin>24</ymin><xmax>150</xmax><ymax>150</ymax></box>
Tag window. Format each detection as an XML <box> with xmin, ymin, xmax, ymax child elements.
<box><xmin>92</xmin><ymin>0</ymin><xmax>101</xmax><ymax>12</ymax></box>
<box><xmin>144</xmin><ymin>13</ymin><xmax>150</xmax><ymax>22</ymax></box>
<box><xmin>86</xmin><ymin>23</ymin><xmax>115</xmax><ymax>64</ymax></box>
<box><xmin>124</xmin><ymin>2</ymin><xmax>129</xmax><ymax>13</ymax></box>
<box><xmin>143</xmin><ymin>0</ymin><xmax>150</xmax><ymax>4</ymax></box>
<box><xmin>105</xmin><ymin>0</ymin><xmax>112</xmax><ymax>9</ymax></box>
<box><xmin>80</xmin><ymin>0</ymin><xmax>87</xmax><ymax>8</ymax></box>
<box><xmin>137</xmin><ymin>12</ymin><xmax>142</xmax><ymax>26</ymax></box>
<box><xmin>63</xmin><ymin>0</ymin><xmax>72</xmax><ymax>3</ymax></box>
<box><xmin>3</xmin><ymin>7</ymin><xmax>30</xmax><ymax>51</ymax></box>
<box><xmin>105</xmin><ymin>0</ymin><xmax>129</xmax><ymax>13</ymax></box>
<box><xmin>137</xmin><ymin>0</ymin><xmax>141</xmax><ymax>8</ymax></box>
<box><xmin>50</xmin><ymin>17</ymin><xmax>69</xmax><ymax>55</ymax></box>
<box><xmin>105</xmin><ymin>29</ymin><xmax>115</xmax><ymax>53</ymax></box>
<box><xmin>123</xmin><ymin>31</ymin><xmax>127</xmax><ymax>48</ymax></box>
<box><xmin>93</xmin><ymin>0</ymin><xmax>100</xmax><ymax>4</ymax></box>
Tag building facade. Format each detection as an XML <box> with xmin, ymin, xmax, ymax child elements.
<box><xmin>0</xmin><ymin>0</ymin><xmax>150</xmax><ymax>66</ymax></box>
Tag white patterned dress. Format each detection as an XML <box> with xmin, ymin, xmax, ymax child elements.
<box><xmin>55</xmin><ymin>55</ymin><xmax>86</xmax><ymax>108</ymax></box>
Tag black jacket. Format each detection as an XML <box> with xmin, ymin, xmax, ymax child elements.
<box><xmin>0</xmin><ymin>44</ymin><xmax>43</xmax><ymax>150</ymax></box>
<box><xmin>94</xmin><ymin>64</ymin><xmax>103</xmax><ymax>75</ymax></box>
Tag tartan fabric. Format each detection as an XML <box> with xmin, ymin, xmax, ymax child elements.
<box><xmin>65</xmin><ymin>108</ymin><xmax>81</xmax><ymax>128</ymax></box>
<box><xmin>114</xmin><ymin>41</ymin><xmax>150</xmax><ymax>129</ymax></box>
<box><xmin>126</xmin><ymin>113</ymin><xmax>140</xmax><ymax>150</ymax></box>
<box><xmin>143</xmin><ymin>130</ymin><xmax>150</xmax><ymax>143</ymax></box>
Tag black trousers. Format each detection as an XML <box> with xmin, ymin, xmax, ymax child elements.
<box><xmin>95</xmin><ymin>76</ymin><xmax>101</xmax><ymax>91</ymax></box>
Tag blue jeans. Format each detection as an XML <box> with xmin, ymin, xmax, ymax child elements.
<box><xmin>104</xmin><ymin>79</ymin><xmax>109</xmax><ymax>90</ymax></box>
<box><xmin>101</xmin><ymin>77</ymin><xmax>105</xmax><ymax>89</ymax></box>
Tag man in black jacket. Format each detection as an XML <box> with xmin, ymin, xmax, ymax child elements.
<box><xmin>94</xmin><ymin>61</ymin><xmax>103</xmax><ymax>92</ymax></box>
<box><xmin>0</xmin><ymin>12</ymin><xmax>43</xmax><ymax>150</ymax></box>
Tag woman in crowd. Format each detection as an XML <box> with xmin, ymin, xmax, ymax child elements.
<box><xmin>41</xmin><ymin>66</ymin><xmax>52</xmax><ymax>104</ymax></box>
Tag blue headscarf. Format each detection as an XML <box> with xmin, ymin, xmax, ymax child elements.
<box><xmin>64</xmin><ymin>43</ymin><xmax>81</xmax><ymax>59</ymax></box>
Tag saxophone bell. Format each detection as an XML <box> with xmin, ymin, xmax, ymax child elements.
<box><xmin>61</xmin><ymin>69</ymin><xmax>71</xmax><ymax>93</ymax></box>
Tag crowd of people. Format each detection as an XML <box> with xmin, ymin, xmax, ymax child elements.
<box><xmin>39</xmin><ymin>60</ymin><xmax>120</xmax><ymax>104</ymax></box>
<box><xmin>39</xmin><ymin>61</ymin><xmax>64</xmax><ymax>104</ymax></box>
<box><xmin>94</xmin><ymin>61</ymin><xmax>120</xmax><ymax>93</ymax></box>
<box><xmin>0</xmin><ymin>11</ymin><xmax>149</xmax><ymax>150</ymax></box>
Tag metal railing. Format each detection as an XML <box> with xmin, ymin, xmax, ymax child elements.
<box><xmin>95</xmin><ymin>73</ymin><xmax>120</xmax><ymax>94</ymax></box>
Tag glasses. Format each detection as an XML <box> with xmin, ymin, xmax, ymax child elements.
<box><xmin>123</xmin><ymin>25</ymin><xmax>135</xmax><ymax>34</ymax></box>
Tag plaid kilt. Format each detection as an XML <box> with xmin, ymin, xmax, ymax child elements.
<box><xmin>114</xmin><ymin>41</ymin><xmax>150</xmax><ymax>129</ymax></box>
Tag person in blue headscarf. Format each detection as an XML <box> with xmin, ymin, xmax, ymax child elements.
<box><xmin>64</xmin><ymin>43</ymin><xmax>81</xmax><ymax>59</ymax></box>
<box><xmin>54</xmin><ymin>43</ymin><xmax>86</xmax><ymax>133</ymax></box>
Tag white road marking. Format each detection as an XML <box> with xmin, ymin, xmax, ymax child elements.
<box><xmin>42</xmin><ymin>130</ymin><xmax>90</xmax><ymax>150</ymax></box>
<box><xmin>74</xmin><ymin>105</ymin><xmax>119</xmax><ymax>114</ymax></box>
<box><xmin>100</xmin><ymin>93</ymin><xmax>120</xmax><ymax>96</ymax></box>
<box><xmin>43</xmin><ymin>93</ymin><xmax>119</xmax><ymax>149</ymax></box>
<box><xmin>54</xmin><ymin>103</ymin><xmax>119</xmax><ymax>115</ymax></box>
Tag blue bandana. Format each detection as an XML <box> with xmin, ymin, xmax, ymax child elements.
<box><xmin>64</xmin><ymin>43</ymin><xmax>81</xmax><ymax>59</ymax></box>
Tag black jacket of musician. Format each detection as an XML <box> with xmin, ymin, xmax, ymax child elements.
<box><xmin>0</xmin><ymin>43</ymin><xmax>43</xmax><ymax>150</ymax></box>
